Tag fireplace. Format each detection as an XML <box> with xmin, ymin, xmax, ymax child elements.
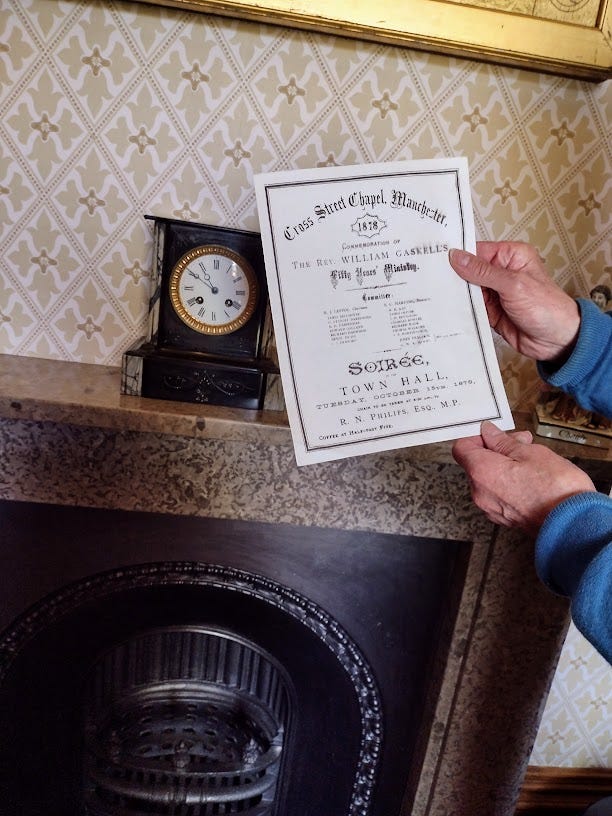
<box><xmin>0</xmin><ymin>500</ymin><xmax>468</xmax><ymax>815</ymax></box>
<box><xmin>0</xmin><ymin>380</ymin><xmax>574</xmax><ymax>816</ymax></box>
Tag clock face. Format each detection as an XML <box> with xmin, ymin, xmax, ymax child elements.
<box><xmin>169</xmin><ymin>245</ymin><xmax>259</xmax><ymax>335</ymax></box>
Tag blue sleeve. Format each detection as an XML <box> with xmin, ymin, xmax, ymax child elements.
<box><xmin>535</xmin><ymin>491</ymin><xmax>612</xmax><ymax>664</ymax></box>
<box><xmin>537</xmin><ymin>298</ymin><xmax>612</xmax><ymax>417</ymax></box>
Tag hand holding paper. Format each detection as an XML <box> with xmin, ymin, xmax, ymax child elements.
<box><xmin>453</xmin><ymin>421</ymin><xmax>596</xmax><ymax>535</ymax></box>
<box><xmin>448</xmin><ymin>243</ymin><xmax>581</xmax><ymax>363</ymax></box>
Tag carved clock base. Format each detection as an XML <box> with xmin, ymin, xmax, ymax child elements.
<box><xmin>121</xmin><ymin>342</ymin><xmax>274</xmax><ymax>410</ymax></box>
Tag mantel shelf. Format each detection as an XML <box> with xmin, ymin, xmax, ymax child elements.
<box><xmin>0</xmin><ymin>353</ymin><xmax>292</xmax><ymax>445</ymax></box>
<box><xmin>0</xmin><ymin>354</ymin><xmax>609</xmax><ymax>472</ymax></box>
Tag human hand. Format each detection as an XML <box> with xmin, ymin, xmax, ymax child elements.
<box><xmin>448</xmin><ymin>242</ymin><xmax>580</xmax><ymax>363</ymax></box>
<box><xmin>452</xmin><ymin>421</ymin><xmax>596</xmax><ymax>536</ymax></box>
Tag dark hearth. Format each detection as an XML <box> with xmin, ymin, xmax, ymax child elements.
<box><xmin>0</xmin><ymin>500</ymin><xmax>469</xmax><ymax>816</ymax></box>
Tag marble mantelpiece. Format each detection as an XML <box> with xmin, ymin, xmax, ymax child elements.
<box><xmin>1</xmin><ymin>354</ymin><xmax>608</xmax><ymax>472</ymax></box>
<box><xmin>0</xmin><ymin>354</ymin><xmax>578</xmax><ymax>816</ymax></box>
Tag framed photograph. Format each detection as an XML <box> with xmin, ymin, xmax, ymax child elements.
<box><xmin>132</xmin><ymin>0</ymin><xmax>611</xmax><ymax>81</ymax></box>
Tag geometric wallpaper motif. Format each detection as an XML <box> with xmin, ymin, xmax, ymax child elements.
<box><xmin>0</xmin><ymin>0</ymin><xmax>610</xmax><ymax>767</ymax></box>
<box><xmin>531</xmin><ymin>623</ymin><xmax>611</xmax><ymax>768</ymax></box>
<box><xmin>1</xmin><ymin>1</ymin><xmax>610</xmax><ymax>387</ymax></box>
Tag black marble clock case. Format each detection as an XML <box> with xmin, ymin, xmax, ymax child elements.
<box><xmin>150</xmin><ymin>216</ymin><xmax>268</xmax><ymax>360</ymax></box>
<box><xmin>121</xmin><ymin>216</ymin><xmax>278</xmax><ymax>410</ymax></box>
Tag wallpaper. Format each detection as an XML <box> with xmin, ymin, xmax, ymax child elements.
<box><xmin>532</xmin><ymin>622</ymin><xmax>611</xmax><ymax>767</ymax></box>
<box><xmin>0</xmin><ymin>0</ymin><xmax>610</xmax><ymax>768</ymax></box>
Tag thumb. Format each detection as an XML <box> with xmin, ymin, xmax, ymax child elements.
<box><xmin>480</xmin><ymin>420</ymin><xmax>530</xmax><ymax>460</ymax></box>
<box><xmin>449</xmin><ymin>248</ymin><xmax>509</xmax><ymax>295</ymax></box>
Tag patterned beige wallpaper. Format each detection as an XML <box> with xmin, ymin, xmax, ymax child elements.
<box><xmin>532</xmin><ymin>622</ymin><xmax>611</xmax><ymax>767</ymax></box>
<box><xmin>0</xmin><ymin>0</ymin><xmax>610</xmax><ymax>768</ymax></box>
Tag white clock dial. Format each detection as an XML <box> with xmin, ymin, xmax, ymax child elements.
<box><xmin>169</xmin><ymin>245</ymin><xmax>259</xmax><ymax>335</ymax></box>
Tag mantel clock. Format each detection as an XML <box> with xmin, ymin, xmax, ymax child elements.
<box><xmin>121</xmin><ymin>216</ymin><xmax>275</xmax><ymax>410</ymax></box>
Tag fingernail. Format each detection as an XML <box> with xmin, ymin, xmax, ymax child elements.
<box><xmin>449</xmin><ymin>248</ymin><xmax>470</xmax><ymax>267</ymax></box>
<box><xmin>481</xmin><ymin>420</ymin><xmax>500</xmax><ymax>432</ymax></box>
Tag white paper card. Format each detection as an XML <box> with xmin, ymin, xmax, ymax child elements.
<box><xmin>254</xmin><ymin>158</ymin><xmax>513</xmax><ymax>466</ymax></box>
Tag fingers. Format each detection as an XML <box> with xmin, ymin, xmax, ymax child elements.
<box><xmin>452</xmin><ymin>433</ymin><xmax>485</xmax><ymax>468</ymax></box>
<box><xmin>449</xmin><ymin>245</ymin><xmax>581</xmax><ymax>361</ymax></box>
<box><xmin>452</xmin><ymin>423</ymin><xmax>532</xmax><ymax>469</ymax></box>
<box><xmin>480</xmin><ymin>420</ymin><xmax>533</xmax><ymax>459</ymax></box>
<box><xmin>474</xmin><ymin>241</ymin><xmax>504</xmax><ymax>263</ymax></box>
<box><xmin>454</xmin><ymin>421</ymin><xmax>597</xmax><ymax>535</ymax></box>
<box><xmin>452</xmin><ymin>432</ymin><xmax>518</xmax><ymax>529</ymax></box>
<box><xmin>448</xmin><ymin>248</ymin><xmax>512</xmax><ymax>295</ymax></box>
<box><xmin>475</xmin><ymin>241</ymin><xmax>542</xmax><ymax>271</ymax></box>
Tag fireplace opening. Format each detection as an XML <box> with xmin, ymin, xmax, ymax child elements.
<box><xmin>0</xmin><ymin>500</ymin><xmax>470</xmax><ymax>816</ymax></box>
<box><xmin>0</xmin><ymin>571</ymin><xmax>367</xmax><ymax>815</ymax></box>
<box><xmin>83</xmin><ymin>627</ymin><xmax>291</xmax><ymax>815</ymax></box>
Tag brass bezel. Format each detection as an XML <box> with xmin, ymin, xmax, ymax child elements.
<box><xmin>169</xmin><ymin>244</ymin><xmax>259</xmax><ymax>336</ymax></box>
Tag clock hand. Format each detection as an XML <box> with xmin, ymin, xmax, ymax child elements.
<box><xmin>198</xmin><ymin>264</ymin><xmax>220</xmax><ymax>294</ymax></box>
<box><xmin>187</xmin><ymin>269</ymin><xmax>213</xmax><ymax>290</ymax></box>
<box><xmin>201</xmin><ymin>276</ymin><xmax>219</xmax><ymax>295</ymax></box>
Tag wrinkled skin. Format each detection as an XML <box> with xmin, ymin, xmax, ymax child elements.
<box><xmin>448</xmin><ymin>243</ymin><xmax>594</xmax><ymax>535</ymax></box>
<box><xmin>449</xmin><ymin>242</ymin><xmax>580</xmax><ymax>362</ymax></box>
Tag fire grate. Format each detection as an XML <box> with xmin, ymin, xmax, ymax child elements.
<box><xmin>83</xmin><ymin>627</ymin><xmax>290</xmax><ymax>816</ymax></box>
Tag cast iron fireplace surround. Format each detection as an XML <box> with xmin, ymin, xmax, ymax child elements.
<box><xmin>0</xmin><ymin>499</ymin><xmax>468</xmax><ymax>816</ymax></box>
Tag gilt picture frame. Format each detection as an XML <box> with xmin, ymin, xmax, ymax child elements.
<box><xmin>132</xmin><ymin>0</ymin><xmax>611</xmax><ymax>81</ymax></box>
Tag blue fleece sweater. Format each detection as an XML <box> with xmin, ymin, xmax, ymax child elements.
<box><xmin>535</xmin><ymin>298</ymin><xmax>612</xmax><ymax>663</ymax></box>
